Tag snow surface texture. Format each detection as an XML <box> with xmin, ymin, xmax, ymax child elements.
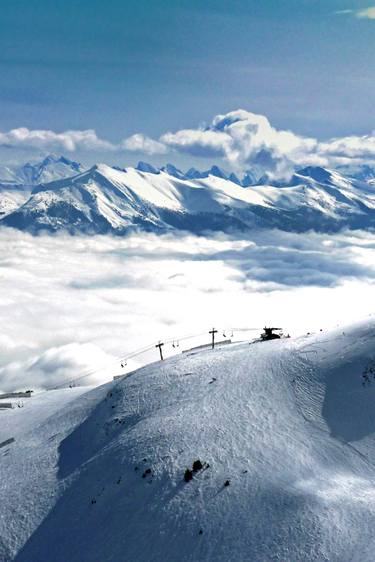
<box><xmin>2</xmin><ymin>158</ymin><xmax>375</xmax><ymax>233</ymax></box>
<box><xmin>2</xmin><ymin>320</ymin><xmax>375</xmax><ymax>561</ymax></box>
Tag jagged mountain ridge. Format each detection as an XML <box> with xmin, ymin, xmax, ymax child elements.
<box><xmin>140</xmin><ymin>162</ymin><xmax>259</xmax><ymax>186</ymax></box>
<box><xmin>0</xmin><ymin>155</ymin><xmax>83</xmax><ymax>217</ymax></box>
<box><xmin>0</xmin><ymin>154</ymin><xmax>82</xmax><ymax>186</ymax></box>
<box><xmin>2</xmin><ymin>157</ymin><xmax>375</xmax><ymax>234</ymax></box>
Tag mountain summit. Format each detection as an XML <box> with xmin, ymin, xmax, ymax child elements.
<box><xmin>2</xmin><ymin>158</ymin><xmax>375</xmax><ymax>234</ymax></box>
<box><xmin>0</xmin><ymin>154</ymin><xmax>83</xmax><ymax>186</ymax></box>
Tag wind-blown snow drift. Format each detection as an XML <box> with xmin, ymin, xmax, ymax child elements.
<box><xmin>2</xmin><ymin>320</ymin><xmax>375</xmax><ymax>561</ymax></box>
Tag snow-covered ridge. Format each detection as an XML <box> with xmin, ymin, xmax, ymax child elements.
<box><xmin>2</xmin><ymin>156</ymin><xmax>375</xmax><ymax>233</ymax></box>
<box><xmin>2</xmin><ymin>319</ymin><xmax>375</xmax><ymax>561</ymax></box>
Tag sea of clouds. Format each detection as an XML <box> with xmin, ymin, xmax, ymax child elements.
<box><xmin>1</xmin><ymin>227</ymin><xmax>375</xmax><ymax>392</ymax></box>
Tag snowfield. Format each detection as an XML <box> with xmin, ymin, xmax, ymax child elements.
<box><xmin>2</xmin><ymin>320</ymin><xmax>375</xmax><ymax>561</ymax></box>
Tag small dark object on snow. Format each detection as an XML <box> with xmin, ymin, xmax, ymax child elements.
<box><xmin>143</xmin><ymin>458</ymin><xmax>147</xmax><ymax>462</ymax></box>
<box><xmin>134</xmin><ymin>466</ymin><xmax>139</xmax><ymax>471</ymax></box>
<box><xmin>117</xmin><ymin>477</ymin><xmax>122</xmax><ymax>484</ymax></box>
<box><xmin>224</xmin><ymin>480</ymin><xmax>230</xmax><ymax>487</ymax></box>
<box><xmin>111</xmin><ymin>405</ymin><xmax>115</xmax><ymax>409</ymax></box>
<box><xmin>142</xmin><ymin>468</ymin><xmax>152</xmax><ymax>478</ymax></box>
<box><xmin>91</xmin><ymin>498</ymin><xmax>96</xmax><ymax>504</ymax></box>
<box><xmin>242</xmin><ymin>470</ymin><xmax>248</xmax><ymax>474</ymax></box>
<box><xmin>184</xmin><ymin>468</ymin><xmax>193</xmax><ymax>482</ymax></box>
<box><xmin>209</xmin><ymin>377</ymin><xmax>217</xmax><ymax>384</ymax></box>
<box><xmin>199</xmin><ymin>529</ymin><xmax>203</xmax><ymax>535</ymax></box>
<box><xmin>192</xmin><ymin>459</ymin><xmax>203</xmax><ymax>472</ymax></box>
<box><xmin>260</xmin><ymin>327</ymin><xmax>282</xmax><ymax>341</ymax></box>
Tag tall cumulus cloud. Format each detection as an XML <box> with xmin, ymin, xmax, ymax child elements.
<box><xmin>3</xmin><ymin>109</ymin><xmax>375</xmax><ymax>177</ymax></box>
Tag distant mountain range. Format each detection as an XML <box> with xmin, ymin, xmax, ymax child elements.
<box><xmin>0</xmin><ymin>155</ymin><xmax>84</xmax><ymax>218</ymax></box>
<box><xmin>1</xmin><ymin>155</ymin><xmax>375</xmax><ymax>234</ymax></box>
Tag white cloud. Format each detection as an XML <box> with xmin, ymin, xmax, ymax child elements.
<box><xmin>320</xmin><ymin>134</ymin><xmax>375</xmax><ymax>160</ymax></box>
<box><xmin>121</xmin><ymin>133</ymin><xmax>167</xmax><ymax>155</ymax></box>
<box><xmin>159</xmin><ymin>109</ymin><xmax>375</xmax><ymax>177</ymax></box>
<box><xmin>160</xmin><ymin>128</ymin><xmax>230</xmax><ymax>158</ymax></box>
<box><xmin>160</xmin><ymin>109</ymin><xmax>322</xmax><ymax>178</ymax></box>
<box><xmin>1</xmin><ymin>228</ymin><xmax>375</xmax><ymax>392</ymax></box>
<box><xmin>0</xmin><ymin>343</ymin><xmax>117</xmax><ymax>392</ymax></box>
<box><xmin>336</xmin><ymin>6</ymin><xmax>375</xmax><ymax>19</ymax></box>
<box><xmin>0</xmin><ymin>128</ymin><xmax>167</xmax><ymax>155</ymax></box>
<box><xmin>0</xmin><ymin>127</ymin><xmax>116</xmax><ymax>152</ymax></box>
<box><xmin>3</xmin><ymin>109</ymin><xmax>375</xmax><ymax>178</ymax></box>
<box><xmin>356</xmin><ymin>6</ymin><xmax>375</xmax><ymax>19</ymax></box>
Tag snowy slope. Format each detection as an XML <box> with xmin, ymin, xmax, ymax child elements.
<box><xmin>3</xmin><ymin>163</ymin><xmax>375</xmax><ymax>234</ymax></box>
<box><xmin>2</xmin><ymin>320</ymin><xmax>375</xmax><ymax>561</ymax></box>
<box><xmin>0</xmin><ymin>164</ymin><xmax>268</xmax><ymax>233</ymax></box>
<box><xmin>0</xmin><ymin>387</ymin><xmax>92</xmax><ymax>444</ymax></box>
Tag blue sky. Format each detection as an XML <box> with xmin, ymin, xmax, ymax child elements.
<box><xmin>1</xmin><ymin>0</ymin><xmax>375</xmax><ymax>170</ymax></box>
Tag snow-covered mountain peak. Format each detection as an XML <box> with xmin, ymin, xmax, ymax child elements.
<box><xmin>0</xmin><ymin>154</ymin><xmax>84</xmax><ymax>186</ymax></box>
<box><xmin>39</xmin><ymin>153</ymin><xmax>80</xmax><ymax>169</ymax></box>
<box><xmin>3</xmin><ymin>156</ymin><xmax>375</xmax><ymax>233</ymax></box>
<box><xmin>136</xmin><ymin>161</ymin><xmax>159</xmax><ymax>174</ymax></box>
<box><xmin>297</xmin><ymin>165</ymin><xmax>333</xmax><ymax>183</ymax></box>
<box><xmin>160</xmin><ymin>163</ymin><xmax>185</xmax><ymax>179</ymax></box>
<box><xmin>206</xmin><ymin>165</ymin><xmax>227</xmax><ymax>178</ymax></box>
<box><xmin>88</xmin><ymin>162</ymin><xmax>116</xmax><ymax>176</ymax></box>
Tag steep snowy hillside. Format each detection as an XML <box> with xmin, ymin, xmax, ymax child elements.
<box><xmin>3</xmin><ymin>163</ymin><xmax>375</xmax><ymax>234</ymax></box>
<box><xmin>2</xmin><ymin>320</ymin><xmax>375</xmax><ymax>561</ymax></box>
<box><xmin>0</xmin><ymin>164</ymin><xmax>268</xmax><ymax>234</ymax></box>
